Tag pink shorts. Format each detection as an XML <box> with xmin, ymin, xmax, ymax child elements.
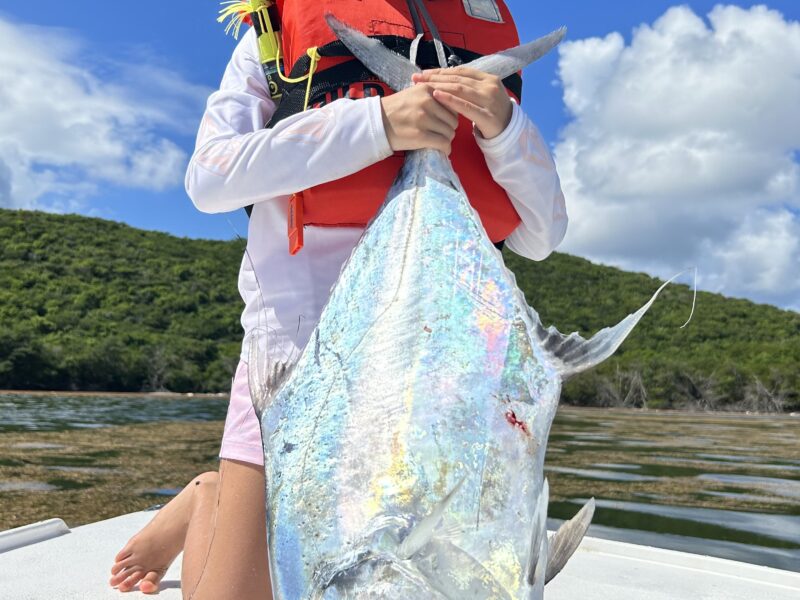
<box><xmin>219</xmin><ymin>361</ymin><xmax>264</xmax><ymax>466</ymax></box>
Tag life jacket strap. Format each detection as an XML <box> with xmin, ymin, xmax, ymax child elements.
<box><xmin>406</xmin><ymin>0</ymin><xmax>447</xmax><ymax>67</ymax></box>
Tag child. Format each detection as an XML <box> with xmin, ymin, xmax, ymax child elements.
<box><xmin>109</xmin><ymin>2</ymin><xmax>567</xmax><ymax>596</ymax></box>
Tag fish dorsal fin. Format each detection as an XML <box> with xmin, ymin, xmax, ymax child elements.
<box><xmin>526</xmin><ymin>478</ymin><xmax>550</xmax><ymax>588</ymax></box>
<box><xmin>397</xmin><ymin>476</ymin><xmax>465</xmax><ymax>560</ymax></box>
<box><xmin>325</xmin><ymin>14</ymin><xmax>565</xmax><ymax>91</ymax></box>
<box><xmin>545</xmin><ymin>498</ymin><xmax>595</xmax><ymax>584</ymax></box>
<box><xmin>463</xmin><ymin>27</ymin><xmax>566</xmax><ymax>81</ymax></box>
<box><xmin>247</xmin><ymin>334</ymin><xmax>295</xmax><ymax>420</ymax></box>
<box><xmin>530</xmin><ymin>273</ymin><xmax>683</xmax><ymax>381</ymax></box>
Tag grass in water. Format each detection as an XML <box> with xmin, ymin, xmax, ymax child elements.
<box><xmin>1</xmin><ymin>407</ymin><xmax>798</xmax><ymax>531</ymax></box>
<box><xmin>0</xmin><ymin>421</ymin><xmax>223</xmax><ymax>530</ymax></box>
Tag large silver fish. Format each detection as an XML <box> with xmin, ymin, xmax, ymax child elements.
<box><xmin>248</xmin><ymin>17</ymin><xmax>672</xmax><ymax>599</ymax></box>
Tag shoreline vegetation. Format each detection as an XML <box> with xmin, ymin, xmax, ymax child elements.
<box><xmin>1</xmin><ymin>390</ymin><xmax>797</xmax><ymax>417</ymax></box>
<box><xmin>0</xmin><ymin>389</ymin><xmax>228</xmax><ymax>399</ymax></box>
<box><xmin>1</xmin><ymin>208</ymin><xmax>798</xmax><ymax>412</ymax></box>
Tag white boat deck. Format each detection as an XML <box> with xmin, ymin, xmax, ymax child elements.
<box><xmin>0</xmin><ymin>511</ymin><xmax>798</xmax><ymax>599</ymax></box>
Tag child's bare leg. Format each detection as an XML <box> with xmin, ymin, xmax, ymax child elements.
<box><xmin>109</xmin><ymin>471</ymin><xmax>219</xmax><ymax>593</ymax></box>
<box><xmin>181</xmin><ymin>458</ymin><xmax>272</xmax><ymax>600</ymax></box>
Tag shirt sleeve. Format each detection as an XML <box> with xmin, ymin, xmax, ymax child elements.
<box><xmin>185</xmin><ymin>28</ymin><xmax>394</xmax><ymax>214</ymax></box>
<box><xmin>475</xmin><ymin>100</ymin><xmax>568</xmax><ymax>261</ymax></box>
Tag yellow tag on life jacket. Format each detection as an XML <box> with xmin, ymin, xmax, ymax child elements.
<box><xmin>217</xmin><ymin>1</ymin><xmax>254</xmax><ymax>38</ymax></box>
<box><xmin>251</xmin><ymin>0</ymin><xmax>280</xmax><ymax>58</ymax></box>
<box><xmin>218</xmin><ymin>0</ymin><xmax>284</xmax><ymax>100</ymax></box>
<box><xmin>251</xmin><ymin>0</ymin><xmax>285</xmax><ymax>100</ymax></box>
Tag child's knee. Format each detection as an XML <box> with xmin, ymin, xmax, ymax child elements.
<box><xmin>192</xmin><ymin>471</ymin><xmax>219</xmax><ymax>490</ymax></box>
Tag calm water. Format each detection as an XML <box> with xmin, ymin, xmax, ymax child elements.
<box><xmin>1</xmin><ymin>393</ymin><xmax>798</xmax><ymax>573</ymax></box>
<box><xmin>545</xmin><ymin>408</ymin><xmax>800</xmax><ymax>573</ymax></box>
<box><xmin>0</xmin><ymin>393</ymin><xmax>228</xmax><ymax>432</ymax></box>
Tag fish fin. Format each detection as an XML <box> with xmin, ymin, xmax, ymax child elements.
<box><xmin>464</xmin><ymin>27</ymin><xmax>566</xmax><ymax>80</ymax></box>
<box><xmin>438</xmin><ymin>522</ymin><xmax>464</xmax><ymax>541</ymax></box>
<box><xmin>415</xmin><ymin>539</ymin><xmax>514</xmax><ymax>600</ymax></box>
<box><xmin>325</xmin><ymin>14</ymin><xmax>420</xmax><ymax>91</ymax></box>
<box><xmin>526</xmin><ymin>479</ymin><xmax>550</xmax><ymax>586</ymax></box>
<box><xmin>545</xmin><ymin>497</ymin><xmax>595</xmax><ymax>584</ymax></box>
<box><xmin>397</xmin><ymin>476</ymin><xmax>465</xmax><ymax>560</ymax></box>
<box><xmin>532</xmin><ymin>272</ymin><xmax>686</xmax><ymax>381</ymax></box>
<box><xmin>247</xmin><ymin>334</ymin><xmax>294</xmax><ymax>420</ymax></box>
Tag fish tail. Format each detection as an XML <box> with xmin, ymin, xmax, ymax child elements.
<box><xmin>325</xmin><ymin>15</ymin><xmax>565</xmax><ymax>92</ymax></box>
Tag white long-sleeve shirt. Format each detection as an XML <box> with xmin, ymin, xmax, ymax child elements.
<box><xmin>185</xmin><ymin>28</ymin><xmax>568</xmax><ymax>362</ymax></box>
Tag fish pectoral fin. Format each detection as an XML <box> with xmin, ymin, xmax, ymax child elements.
<box><xmin>526</xmin><ymin>479</ymin><xmax>550</xmax><ymax>588</ymax></box>
<box><xmin>325</xmin><ymin>14</ymin><xmax>420</xmax><ymax>92</ymax></box>
<box><xmin>544</xmin><ymin>497</ymin><xmax>595</xmax><ymax>584</ymax></box>
<box><xmin>397</xmin><ymin>476</ymin><xmax>466</xmax><ymax>560</ymax></box>
<box><xmin>532</xmin><ymin>272</ymin><xmax>686</xmax><ymax>381</ymax></box>
<box><xmin>464</xmin><ymin>28</ymin><xmax>566</xmax><ymax>81</ymax></box>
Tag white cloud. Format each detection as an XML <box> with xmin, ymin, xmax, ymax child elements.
<box><xmin>703</xmin><ymin>209</ymin><xmax>799</xmax><ymax>304</ymax></box>
<box><xmin>0</xmin><ymin>17</ymin><xmax>212</xmax><ymax>211</ymax></box>
<box><xmin>555</xmin><ymin>5</ymin><xmax>800</xmax><ymax>310</ymax></box>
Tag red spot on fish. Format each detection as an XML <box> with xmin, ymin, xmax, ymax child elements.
<box><xmin>505</xmin><ymin>410</ymin><xmax>530</xmax><ymax>436</ymax></box>
<box><xmin>423</xmin><ymin>325</ymin><xmax>432</xmax><ymax>333</ymax></box>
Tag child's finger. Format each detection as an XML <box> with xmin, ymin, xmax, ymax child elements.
<box><xmin>415</xmin><ymin>66</ymin><xmax>486</xmax><ymax>80</ymax></box>
<box><xmin>422</xmin><ymin>112</ymin><xmax>457</xmax><ymax>141</ymax></box>
<box><xmin>426</xmin><ymin>82</ymin><xmax>486</xmax><ymax>107</ymax></box>
<box><xmin>422</xmin><ymin>131</ymin><xmax>453</xmax><ymax>155</ymax></box>
<box><xmin>432</xmin><ymin>89</ymin><xmax>490</xmax><ymax>125</ymax></box>
<box><xmin>426</xmin><ymin>93</ymin><xmax>460</xmax><ymax>129</ymax></box>
<box><xmin>413</xmin><ymin>72</ymin><xmax>481</xmax><ymax>88</ymax></box>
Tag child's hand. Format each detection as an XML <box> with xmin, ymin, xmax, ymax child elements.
<box><xmin>380</xmin><ymin>84</ymin><xmax>459</xmax><ymax>154</ymax></box>
<box><xmin>411</xmin><ymin>67</ymin><xmax>513</xmax><ymax>140</ymax></box>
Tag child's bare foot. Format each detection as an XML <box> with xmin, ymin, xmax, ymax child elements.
<box><xmin>109</xmin><ymin>471</ymin><xmax>219</xmax><ymax>594</ymax></box>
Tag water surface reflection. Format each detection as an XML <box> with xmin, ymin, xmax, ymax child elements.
<box><xmin>1</xmin><ymin>394</ymin><xmax>798</xmax><ymax>572</ymax></box>
<box><xmin>546</xmin><ymin>407</ymin><xmax>800</xmax><ymax>571</ymax></box>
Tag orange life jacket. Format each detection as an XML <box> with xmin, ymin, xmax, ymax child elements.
<box><xmin>270</xmin><ymin>0</ymin><xmax>523</xmax><ymax>253</ymax></box>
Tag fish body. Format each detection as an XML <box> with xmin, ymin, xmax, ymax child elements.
<box><xmin>248</xmin><ymin>19</ymin><xmax>671</xmax><ymax>600</ymax></box>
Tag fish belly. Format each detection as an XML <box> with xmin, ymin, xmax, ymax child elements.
<box><xmin>259</xmin><ymin>167</ymin><xmax>560</xmax><ymax>599</ymax></box>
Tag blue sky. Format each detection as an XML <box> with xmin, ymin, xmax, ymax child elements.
<box><xmin>0</xmin><ymin>2</ymin><xmax>798</xmax><ymax>309</ymax></box>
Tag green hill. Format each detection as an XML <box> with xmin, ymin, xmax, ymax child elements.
<box><xmin>504</xmin><ymin>252</ymin><xmax>799</xmax><ymax>412</ymax></box>
<box><xmin>0</xmin><ymin>209</ymin><xmax>244</xmax><ymax>393</ymax></box>
<box><xmin>1</xmin><ymin>208</ymin><xmax>797</xmax><ymax>410</ymax></box>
